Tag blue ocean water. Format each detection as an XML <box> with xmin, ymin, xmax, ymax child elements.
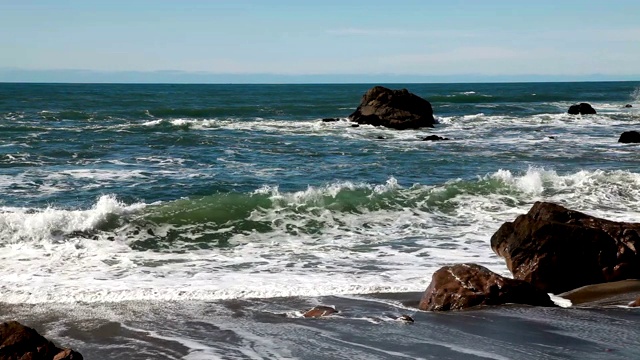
<box><xmin>2</xmin><ymin>82</ymin><xmax>640</xmax><ymax>358</ymax></box>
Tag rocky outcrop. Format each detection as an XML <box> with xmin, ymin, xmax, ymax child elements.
<box><xmin>618</xmin><ymin>131</ymin><xmax>640</xmax><ymax>143</ymax></box>
<box><xmin>422</xmin><ymin>135</ymin><xmax>449</xmax><ymax>141</ymax></box>
<box><xmin>348</xmin><ymin>86</ymin><xmax>435</xmax><ymax>129</ymax></box>
<box><xmin>491</xmin><ymin>202</ymin><xmax>640</xmax><ymax>294</ymax></box>
<box><xmin>303</xmin><ymin>306</ymin><xmax>338</xmax><ymax>318</ymax></box>
<box><xmin>568</xmin><ymin>103</ymin><xmax>596</xmax><ymax>115</ymax></box>
<box><xmin>0</xmin><ymin>321</ymin><xmax>82</xmax><ymax>360</ymax></box>
<box><xmin>418</xmin><ymin>263</ymin><xmax>555</xmax><ymax>311</ymax></box>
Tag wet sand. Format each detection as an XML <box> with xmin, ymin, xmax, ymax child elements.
<box><xmin>1</xmin><ymin>292</ymin><xmax>639</xmax><ymax>359</ymax></box>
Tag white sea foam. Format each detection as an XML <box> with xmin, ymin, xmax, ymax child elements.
<box><xmin>0</xmin><ymin>195</ymin><xmax>145</xmax><ymax>244</ymax></box>
<box><xmin>1</xmin><ymin>170</ymin><xmax>640</xmax><ymax>304</ymax></box>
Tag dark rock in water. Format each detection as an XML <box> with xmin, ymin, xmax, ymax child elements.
<box><xmin>322</xmin><ymin>118</ymin><xmax>340</xmax><ymax>122</ymax></box>
<box><xmin>548</xmin><ymin>136</ymin><xmax>556</xmax><ymax>140</ymax></box>
<box><xmin>418</xmin><ymin>263</ymin><xmax>555</xmax><ymax>311</ymax></box>
<box><xmin>376</xmin><ymin>136</ymin><xmax>385</xmax><ymax>140</ymax></box>
<box><xmin>618</xmin><ymin>131</ymin><xmax>640</xmax><ymax>143</ymax></box>
<box><xmin>348</xmin><ymin>86</ymin><xmax>435</xmax><ymax>129</ymax></box>
<box><xmin>0</xmin><ymin>321</ymin><xmax>83</xmax><ymax>360</ymax></box>
<box><xmin>303</xmin><ymin>305</ymin><xmax>338</xmax><ymax>318</ymax></box>
<box><xmin>397</xmin><ymin>314</ymin><xmax>414</xmax><ymax>323</ymax></box>
<box><xmin>491</xmin><ymin>202</ymin><xmax>640</xmax><ymax>294</ymax></box>
<box><xmin>625</xmin><ymin>104</ymin><xmax>633</xmax><ymax>108</ymax></box>
<box><xmin>422</xmin><ymin>135</ymin><xmax>449</xmax><ymax>141</ymax></box>
<box><xmin>351</xmin><ymin>124</ymin><xmax>360</xmax><ymax>128</ymax></box>
<box><xmin>559</xmin><ymin>279</ymin><xmax>640</xmax><ymax>306</ymax></box>
<box><xmin>568</xmin><ymin>103</ymin><xmax>596</xmax><ymax>115</ymax></box>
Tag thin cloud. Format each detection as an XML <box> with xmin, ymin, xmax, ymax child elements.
<box><xmin>326</xmin><ymin>28</ymin><xmax>479</xmax><ymax>38</ymax></box>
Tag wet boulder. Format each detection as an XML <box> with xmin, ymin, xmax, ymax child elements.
<box><xmin>422</xmin><ymin>135</ymin><xmax>449</xmax><ymax>141</ymax></box>
<box><xmin>618</xmin><ymin>131</ymin><xmax>640</xmax><ymax>143</ymax></box>
<box><xmin>568</xmin><ymin>103</ymin><xmax>596</xmax><ymax>115</ymax></box>
<box><xmin>624</xmin><ymin>104</ymin><xmax>633</xmax><ymax>108</ymax></box>
<box><xmin>303</xmin><ymin>306</ymin><xmax>338</xmax><ymax>318</ymax></box>
<box><xmin>348</xmin><ymin>86</ymin><xmax>435</xmax><ymax>129</ymax></box>
<box><xmin>418</xmin><ymin>263</ymin><xmax>555</xmax><ymax>311</ymax></box>
<box><xmin>0</xmin><ymin>321</ymin><xmax>82</xmax><ymax>360</ymax></box>
<box><xmin>491</xmin><ymin>202</ymin><xmax>640</xmax><ymax>294</ymax></box>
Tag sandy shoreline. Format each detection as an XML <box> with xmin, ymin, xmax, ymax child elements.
<box><xmin>1</xmin><ymin>290</ymin><xmax>639</xmax><ymax>359</ymax></box>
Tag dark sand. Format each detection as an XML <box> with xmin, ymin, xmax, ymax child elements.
<box><xmin>2</xmin><ymin>292</ymin><xmax>639</xmax><ymax>359</ymax></box>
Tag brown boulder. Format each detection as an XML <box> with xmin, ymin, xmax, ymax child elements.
<box><xmin>629</xmin><ymin>297</ymin><xmax>640</xmax><ymax>307</ymax></box>
<box><xmin>303</xmin><ymin>306</ymin><xmax>338</xmax><ymax>318</ymax></box>
<box><xmin>491</xmin><ymin>202</ymin><xmax>640</xmax><ymax>294</ymax></box>
<box><xmin>348</xmin><ymin>86</ymin><xmax>435</xmax><ymax>129</ymax></box>
<box><xmin>0</xmin><ymin>321</ymin><xmax>82</xmax><ymax>360</ymax></box>
<box><xmin>418</xmin><ymin>263</ymin><xmax>555</xmax><ymax>311</ymax></box>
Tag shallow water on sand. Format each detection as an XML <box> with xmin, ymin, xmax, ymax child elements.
<box><xmin>3</xmin><ymin>293</ymin><xmax>640</xmax><ymax>360</ymax></box>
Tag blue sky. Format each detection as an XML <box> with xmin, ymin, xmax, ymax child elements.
<box><xmin>1</xmin><ymin>0</ymin><xmax>639</xmax><ymax>82</ymax></box>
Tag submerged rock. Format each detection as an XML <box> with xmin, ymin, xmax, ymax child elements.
<box><xmin>322</xmin><ymin>118</ymin><xmax>340</xmax><ymax>122</ymax></box>
<box><xmin>303</xmin><ymin>305</ymin><xmax>338</xmax><ymax>318</ymax></box>
<box><xmin>618</xmin><ymin>131</ymin><xmax>640</xmax><ymax>143</ymax></box>
<box><xmin>568</xmin><ymin>103</ymin><xmax>596</xmax><ymax>115</ymax></box>
<box><xmin>422</xmin><ymin>135</ymin><xmax>449</xmax><ymax>141</ymax></box>
<box><xmin>491</xmin><ymin>202</ymin><xmax>640</xmax><ymax>294</ymax></box>
<box><xmin>348</xmin><ymin>86</ymin><xmax>435</xmax><ymax>129</ymax></box>
<box><xmin>418</xmin><ymin>263</ymin><xmax>555</xmax><ymax>311</ymax></box>
<box><xmin>0</xmin><ymin>321</ymin><xmax>82</xmax><ymax>360</ymax></box>
<box><xmin>625</xmin><ymin>104</ymin><xmax>633</xmax><ymax>108</ymax></box>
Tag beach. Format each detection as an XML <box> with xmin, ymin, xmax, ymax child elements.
<box><xmin>1</xmin><ymin>81</ymin><xmax>640</xmax><ymax>358</ymax></box>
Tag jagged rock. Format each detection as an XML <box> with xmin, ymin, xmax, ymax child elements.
<box><xmin>0</xmin><ymin>321</ymin><xmax>82</xmax><ymax>360</ymax></box>
<box><xmin>397</xmin><ymin>315</ymin><xmax>414</xmax><ymax>323</ymax></box>
<box><xmin>491</xmin><ymin>202</ymin><xmax>640</xmax><ymax>294</ymax></box>
<box><xmin>618</xmin><ymin>131</ymin><xmax>640</xmax><ymax>143</ymax></box>
<box><xmin>418</xmin><ymin>263</ymin><xmax>555</xmax><ymax>311</ymax></box>
<box><xmin>568</xmin><ymin>103</ymin><xmax>596</xmax><ymax>115</ymax></box>
<box><xmin>303</xmin><ymin>306</ymin><xmax>338</xmax><ymax>318</ymax></box>
<box><xmin>348</xmin><ymin>86</ymin><xmax>435</xmax><ymax>129</ymax></box>
<box><xmin>422</xmin><ymin>135</ymin><xmax>449</xmax><ymax>141</ymax></box>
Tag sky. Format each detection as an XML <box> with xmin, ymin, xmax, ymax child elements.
<box><xmin>1</xmin><ymin>0</ymin><xmax>639</xmax><ymax>83</ymax></box>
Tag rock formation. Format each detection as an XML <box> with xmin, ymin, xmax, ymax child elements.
<box><xmin>418</xmin><ymin>263</ymin><xmax>555</xmax><ymax>311</ymax></box>
<box><xmin>618</xmin><ymin>131</ymin><xmax>640</xmax><ymax>143</ymax></box>
<box><xmin>567</xmin><ymin>103</ymin><xmax>596</xmax><ymax>115</ymax></box>
<box><xmin>303</xmin><ymin>306</ymin><xmax>338</xmax><ymax>318</ymax></box>
<box><xmin>422</xmin><ymin>135</ymin><xmax>449</xmax><ymax>141</ymax></box>
<box><xmin>0</xmin><ymin>321</ymin><xmax>82</xmax><ymax>360</ymax></box>
<box><xmin>348</xmin><ymin>86</ymin><xmax>435</xmax><ymax>129</ymax></box>
<box><xmin>491</xmin><ymin>202</ymin><xmax>640</xmax><ymax>294</ymax></box>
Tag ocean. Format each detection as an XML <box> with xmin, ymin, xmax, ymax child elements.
<box><xmin>1</xmin><ymin>82</ymin><xmax>640</xmax><ymax>359</ymax></box>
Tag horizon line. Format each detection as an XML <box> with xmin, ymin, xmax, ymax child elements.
<box><xmin>2</xmin><ymin>79</ymin><xmax>640</xmax><ymax>86</ymax></box>
<box><xmin>1</xmin><ymin>68</ymin><xmax>638</xmax><ymax>85</ymax></box>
